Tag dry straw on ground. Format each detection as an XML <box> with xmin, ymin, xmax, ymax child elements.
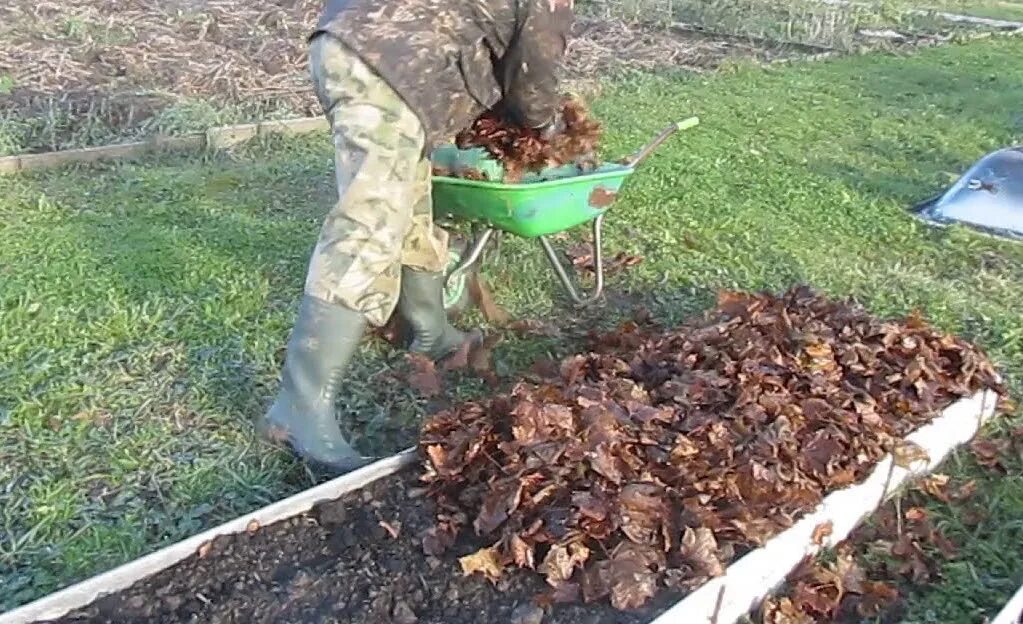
<box><xmin>0</xmin><ymin>1</ymin><xmax>810</xmax><ymax>153</ymax></box>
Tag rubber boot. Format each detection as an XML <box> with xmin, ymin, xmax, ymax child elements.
<box><xmin>259</xmin><ymin>294</ymin><xmax>372</xmax><ymax>474</ymax></box>
<box><xmin>398</xmin><ymin>267</ymin><xmax>479</xmax><ymax>361</ymax></box>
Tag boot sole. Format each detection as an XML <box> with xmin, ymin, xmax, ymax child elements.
<box><xmin>256</xmin><ymin>420</ymin><xmax>372</xmax><ymax>475</ymax></box>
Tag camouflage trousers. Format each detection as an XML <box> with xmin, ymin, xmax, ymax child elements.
<box><xmin>305</xmin><ymin>35</ymin><xmax>449</xmax><ymax>328</ymax></box>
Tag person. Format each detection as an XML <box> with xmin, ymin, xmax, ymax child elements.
<box><xmin>258</xmin><ymin>0</ymin><xmax>576</xmax><ymax>474</ymax></box>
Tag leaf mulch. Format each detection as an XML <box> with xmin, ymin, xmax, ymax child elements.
<box><xmin>417</xmin><ymin>286</ymin><xmax>1004</xmax><ymax>612</ymax></box>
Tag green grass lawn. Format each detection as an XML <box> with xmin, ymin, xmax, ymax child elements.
<box><xmin>2</xmin><ymin>36</ymin><xmax>1023</xmax><ymax>619</ymax></box>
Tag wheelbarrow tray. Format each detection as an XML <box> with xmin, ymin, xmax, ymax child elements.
<box><xmin>430</xmin><ymin>144</ymin><xmax>633</xmax><ymax>239</ymax></box>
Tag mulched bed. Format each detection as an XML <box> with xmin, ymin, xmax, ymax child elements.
<box><xmin>44</xmin><ymin>287</ymin><xmax>1003</xmax><ymax>624</ymax></box>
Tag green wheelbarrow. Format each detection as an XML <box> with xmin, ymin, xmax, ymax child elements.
<box><xmin>430</xmin><ymin>117</ymin><xmax>699</xmax><ymax>314</ymax></box>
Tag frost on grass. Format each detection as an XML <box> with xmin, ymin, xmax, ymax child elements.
<box><xmin>417</xmin><ymin>286</ymin><xmax>1003</xmax><ymax>610</ymax></box>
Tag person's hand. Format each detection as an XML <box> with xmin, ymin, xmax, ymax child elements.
<box><xmin>574</xmin><ymin>150</ymin><xmax>599</xmax><ymax>172</ymax></box>
<box><xmin>538</xmin><ymin>111</ymin><xmax>567</xmax><ymax>140</ymax></box>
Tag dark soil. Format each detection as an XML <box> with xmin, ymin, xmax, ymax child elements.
<box><xmin>48</xmin><ymin>471</ymin><xmax>687</xmax><ymax>624</ymax></box>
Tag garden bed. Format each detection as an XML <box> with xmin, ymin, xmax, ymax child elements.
<box><xmin>2</xmin><ymin>287</ymin><xmax>1004</xmax><ymax>624</ymax></box>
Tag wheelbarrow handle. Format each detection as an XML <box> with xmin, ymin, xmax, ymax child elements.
<box><xmin>622</xmin><ymin>116</ymin><xmax>699</xmax><ymax>168</ymax></box>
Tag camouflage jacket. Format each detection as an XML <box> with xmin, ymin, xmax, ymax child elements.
<box><xmin>312</xmin><ymin>0</ymin><xmax>574</xmax><ymax>151</ymax></box>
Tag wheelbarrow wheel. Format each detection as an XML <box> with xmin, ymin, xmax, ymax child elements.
<box><xmin>443</xmin><ymin>236</ymin><xmax>477</xmax><ymax>320</ymax></box>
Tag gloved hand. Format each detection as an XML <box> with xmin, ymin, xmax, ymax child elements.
<box><xmin>538</xmin><ymin>110</ymin><xmax>567</xmax><ymax>140</ymax></box>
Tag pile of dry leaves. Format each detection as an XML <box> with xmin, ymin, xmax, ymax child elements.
<box><xmin>439</xmin><ymin>98</ymin><xmax>603</xmax><ymax>182</ymax></box>
<box><xmin>417</xmin><ymin>286</ymin><xmax>1003</xmax><ymax>611</ymax></box>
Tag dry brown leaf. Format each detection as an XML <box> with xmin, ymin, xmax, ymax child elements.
<box><xmin>469</xmin><ymin>333</ymin><xmax>504</xmax><ymax>385</ymax></box>
<box><xmin>425</xmin><ymin>445</ymin><xmax>447</xmax><ymax>471</ymax></box>
<box><xmin>917</xmin><ymin>473</ymin><xmax>950</xmax><ymax>501</ymax></box>
<box><xmin>566</xmin><ymin>243</ymin><xmax>595</xmax><ymax>270</ymax></box>
<box><xmin>459</xmin><ymin>546</ymin><xmax>504</xmax><ymax>583</ymax></box>
<box><xmin>474</xmin><ymin>479</ymin><xmax>523</xmax><ymax>535</ymax></box>
<box><xmin>791</xmin><ymin>580</ymin><xmax>840</xmax><ymax>616</ymax></box>
<box><xmin>761</xmin><ymin>597</ymin><xmax>815</xmax><ymax>624</ymax></box>
<box><xmin>680</xmin><ymin>527</ymin><xmax>725</xmax><ymax>578</ymax></box>
<box><xmin>510</xmin><ymin>533</ymin><xmax>536</xmax><ymax>569</ymax></box>
<box><xmin>891</xmin><ymin>535</ymin><xmax>932</xmax><ymax>584</ymax></box>
<box><xmin>508</xmin><ymin>319</ymin><xmax>562</xmax><ymax>338</ymax></box>
<box><xmin>373</xmin><ymin>314</ymin><xmax>405</xmax><ymax>347</ymax></box>
<box><xmin>407</xmin><ymin>353</ymin><xmax>443</xmax><ymax>397</ymax></box>
<box><xmin>568</xmin><ymin>247</ymin><xmax>644</xmax><ymax>275</ymax></box>
<box><xmin>609</xmin><ymin>572</ymin><xmax>656</xmax><ymax>610</ymax></box>
<box><xmin>539</xmin><ymin>542</ymin><xmax>591</xmax><ymax>584</ymax></box>
<box><xmin>468</xmin><ymin>274</ymin><xmax>511</xmax><ymax>326</ymax></box>
<box><xmin>905</xmin><ymin>507</ymin><xmax>927</xmax><ymax>522</ymax></box>
<box><xmin>856</xmin><ymin>581</ymin><xmax>899</xmax><ymax>617</ymax></box>
<box><xmin>834</xmin><ymin>553</ymin><xmax>865</xmax><ymax>596</ymax></box>
<box><xmin>197</xmin><ymin>541</ymin><xmax>212</xmax><ymax>559</ymax></box>
<box><xmin>439</xmin><ymin>337</ymin><xmax>473</xmax><ymax>372</ymax></box>
<box><xmin>715</xmin><ymin>289</ymin><xmax>750</xmax><ymax>311</ymax></box>
<box><xmin>811</xmin><ymin>521</ymin><xmax>833</xmax><ymax>546</ymax></box>
<box><xmin>970</xmin><ymin>437</ymin><xmax>1010</xmax><ymax>470</ymax></box>
<box><xmin>891</xmin><ymin>441</ymin><xmax>930</xmax><ymax>468</ymax></box>
<box><xmin>805</xmin><ymin>342</ymin><xmax>833</xmax><ymax>359</ymax></box>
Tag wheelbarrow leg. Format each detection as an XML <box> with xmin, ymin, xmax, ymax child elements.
<box><xmin>445</xmin><ymin>227</ymin><xmax>495</xmax><ymax>289</ymax></box>
<box><xmin>537</xmin><ymin>213</ymin><xmax>605</xmax><ymax>307</ymax></box>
